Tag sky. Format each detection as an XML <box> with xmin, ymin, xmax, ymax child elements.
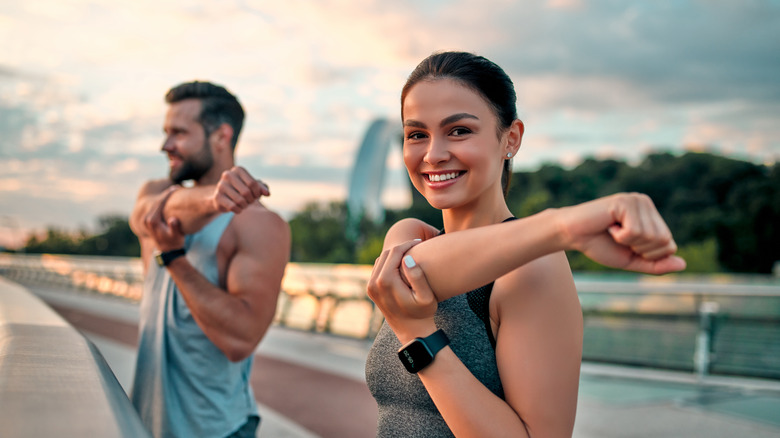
<box><xmin>1</xmin><ymin>0</ymin><xmax>779</xmax><ymax>248</ymax></box>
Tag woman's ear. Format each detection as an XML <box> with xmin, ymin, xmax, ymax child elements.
<box><xmin>505</xmin><ymin>119</ymin><xmax>525</xmax><ymax>156</ymax></box>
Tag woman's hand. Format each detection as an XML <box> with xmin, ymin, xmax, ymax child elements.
<box><xmin>560</xmin><ymin>193</ymin><xmax>686</xmax><ymax>274</ymax></box>
<box><xmin>367</xmin><ymin>239</ymin><xmax>439</xmax><ymax>343</ymax></box>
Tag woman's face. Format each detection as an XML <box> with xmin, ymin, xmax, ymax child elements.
<box><xmin>402</xmin><ymin>78</ymin><xmax>508</xmax><ymax>211</ymax></box>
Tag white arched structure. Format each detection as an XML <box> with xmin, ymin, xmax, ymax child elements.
<box><xmin>346</xmin><ymin>118</ymin><xmax>404</xmax><ymax>239</ymax></box>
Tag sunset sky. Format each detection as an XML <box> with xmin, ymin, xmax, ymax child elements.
<box><xmin>1</xmin><ymin>0</ymin><xmax>779</xmax><ymax>248</ymax></box>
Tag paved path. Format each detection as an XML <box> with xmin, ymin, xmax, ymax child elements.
<box><xmin>33</xmin><ymin>287</ymin><xmax>373</xmax><ymax>438</ymax></box>
<box><xmin>26</xmin><ymin>285</ymin><xmax>780</xmax><ymax>438</ymax></box>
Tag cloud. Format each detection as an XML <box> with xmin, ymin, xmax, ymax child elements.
<box><xmin>0</xmin><ymin>65</ymin><xmax>21</xmax><ymax>78</ymax></box>
<box><xmin>1</xmin><ymin>0</ymin><xmax>778</xmax><ymax>241</ymax></box>
<box><xmin>547</xmin><ymin>0</ymin><xmax>583</xmax><ymax>9</ymax></box>
<box><xmin>0</xmin><ymin>102</ymin><xmax>38</xmax><ymax>154</ymax></box>
<box><xmin>489</xmin><ymin>2</ymin><xmax>780</xmax><ymax>106</ymax></box>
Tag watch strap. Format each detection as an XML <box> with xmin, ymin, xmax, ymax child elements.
<box><xmin>423</xmin><ymin>329</ymin><xmax>450</xmax><ymax>357</ymax></box>
<box><xmin>155</xmin><ymin>248</ymin><xmax>186</xmax><ymax>266</ymax></box>
<box><xmin>397</xmin><ymin>329</ymin><xmax>450</xmax><ymax>373</ymax></box>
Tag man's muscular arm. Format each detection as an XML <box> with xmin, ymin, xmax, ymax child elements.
<box><xmin>129</xmin><ymin>166</ymin><xmax>269</xmax><ymax>240</ymax></box>
<box><xmin>144</xmin><ymin>187</ymin><xmax>291</xmax><ymax>361</ymax></box>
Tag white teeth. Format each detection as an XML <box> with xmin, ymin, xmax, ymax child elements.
<box><xmin>429</xmin><ymin>172</ymin><xmax>458</xmax><ymax>182</ymax></box>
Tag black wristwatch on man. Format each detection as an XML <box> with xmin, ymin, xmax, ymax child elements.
<box><xmin>397</xmin><ymin>329</ymin><xmax>450</xmax><ymax>373</ymax></box>
<box><xmin>155</xmin><ymin>248</ymin><xmax>187</xmax><ymax>267</ymax></box>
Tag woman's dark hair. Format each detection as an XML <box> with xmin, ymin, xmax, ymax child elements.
<box><xmin>165</xmin><ymin>81</ymin><xmax>245</xmax><ymax>150</ymax></box>
<box><xmin>401</xmin><ymin>51</ymin><xmax>518</xmax><ymax>197</ymax></box>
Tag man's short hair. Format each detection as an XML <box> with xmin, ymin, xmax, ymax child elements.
<box><xmin>165</xmin><ymin>81</ymin><xmax>245</xmax><ymax>150</ymax></box>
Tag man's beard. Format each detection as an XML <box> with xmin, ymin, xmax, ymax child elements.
<box><xmin>170</xmin><ymin>139</ymin><xmax>214</xmax><ymax>184</ymax></box>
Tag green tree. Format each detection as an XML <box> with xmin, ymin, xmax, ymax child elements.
<box><xmin>716</xmin><ymin>165</ymin><xmax>780</xmax><ymax>273</ymax></box>
<box><xmin>675</xmin><ymin>239</ymin><xmax>722</xmax><ymax>273</ymax></box>
<box><xmin>17</xmin><ymin>151</ymin><xmax>777</xmax><ymax>274</ymax></box>
<box><xmin>23</xmin><ymin>228</ymin><xmax>79</xmax><ymax>254</ymax></box>
<box><xmin>22</xmin><ymin>215</ymin><xmax>139</xmax><ymax>257</ymax></box>
<box><xmin>289</xmin><ymin>201</ymin><xmax>356</xmax><ymax>263</ymax></box>
<box><xmin>79</xmin><ymin>215</ymin><xmax>140</xmax><ymax>257</ymax></box>
<box><xmin>505</xmin><ymin>152</ymin><xmax>778</xmax><ymax>273</ymax></box>
<box><xmin>356</xmin><ymin>235</ymin><xmax>384</xmax><ymax>265</ymax></box>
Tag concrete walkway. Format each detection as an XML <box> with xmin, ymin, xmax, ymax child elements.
<box><xmin>26</xmin><ymin>285</ymin><xmax>780</xmax><ymax>438</ymax></box>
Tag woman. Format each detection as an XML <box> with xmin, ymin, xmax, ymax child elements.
<box><xmin>364</xmin><ymin>51</ymin><xmax>685</xmax><ymax>437</ymax></box>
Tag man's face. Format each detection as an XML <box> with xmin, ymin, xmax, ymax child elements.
<box><xmin>161</xmin><ymin>99</ymin><xmax>214</xmax><ymax>184</ymax></box>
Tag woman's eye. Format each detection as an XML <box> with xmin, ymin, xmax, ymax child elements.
<box><xmin>450</xmin><ymin>127</ymin><xmax>472</xmax><ymax>136</ymax></box>
<box><xmin>406</xmin><ymin>131</ymin><xmax>427</xmax><ymax>140</ymax></box>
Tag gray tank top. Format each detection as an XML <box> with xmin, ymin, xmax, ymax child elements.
<box><xmin>365</xmin><ymin>284</ymin><xmax>504</xmax><ymax>437</ymax></box>
<box><xmin>131</xmin><ymin>212</ymin><xmax>259</xmax><ymax>437</ymax></box>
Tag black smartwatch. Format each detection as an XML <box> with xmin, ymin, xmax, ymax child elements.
<box><xmin>155</xmin><ymin>248</ymin><xmax>186</xmax><ymax>267</ymax></box>
<box><xmin>397</xmin><ymin>329</ymin><xmax>450</xmax><ymax>373</ymax></box>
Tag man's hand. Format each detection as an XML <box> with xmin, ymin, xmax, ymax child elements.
<box><xmin>213</xmin><ymin>166</ymin><xmax>270</xmax><ymax>214</ymax></box>
<box><xmin>144</xmin><ymin>186</ymin><xmax>185</xmax><ymax>251</ymax></box>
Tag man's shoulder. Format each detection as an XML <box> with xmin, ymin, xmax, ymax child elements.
<box><xmin>223</xmin><ymin>204</ymin><xmax>290</xmax><ymax>259</ymax></box>
<box><xmin>228</xmin><ymin>203</ymin><xmax>289</xmax><ymax>235</ymax></box>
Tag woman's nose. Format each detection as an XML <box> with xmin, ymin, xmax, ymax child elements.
<box><xmin>423</xmin><ymin>137</ymin><xmax>449</xmax><ymax>165</ymax></box>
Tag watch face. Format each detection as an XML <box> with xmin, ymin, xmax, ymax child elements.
<box><xmin>398</xmin><ymin>340</ymin><xmax>434</xmax><ymax>373</ymax></box>
<box><xmin>155</xmin><ymin>253</ymin><xmax>165</xmax><ymax>266</ymax></box>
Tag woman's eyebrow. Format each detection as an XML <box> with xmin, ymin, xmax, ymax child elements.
<box><xmin>403</xmin><ymin>113</ymin><xmax>479</xmax><ymax>129</ymax></box>
<box><xmin>403</xmin><ymin>119</ymin><xmax>426</xmax><ymax>128</ymax></box>
<box><xmin>440</xmin><ymin>113</ymin><xmax>478</xmax><ymax>127</ymax></box>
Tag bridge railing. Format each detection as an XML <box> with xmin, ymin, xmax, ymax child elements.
<box><xmin>2</xmin><ymin>254</ymin><xmax>779</xmax><ymax>379</ymax></box>
<box><xmin>0</xmin><ymin>276</ymin><xmax>150</xmax><ymax>437</ymax></box>
<box><xmin>0</xmin><ymin>253</ymin><xmax>382</xmax><ymax>339</ymax></box>
<box><xmin>574</xmin><ymin>275</ymin><xmax>780</xmax><ymax>379</ymax></box>
<box><xmin>0</xmin><ymin>253</ymin><xmax>145</xmax><ymax>300</ymax></box>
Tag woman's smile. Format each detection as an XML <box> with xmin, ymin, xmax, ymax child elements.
<box><xmin>424</xmin><ymin>170</ymin><xmax>466</xmax><ymax>186</ymax></box>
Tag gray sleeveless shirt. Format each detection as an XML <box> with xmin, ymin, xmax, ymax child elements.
<box><xmin>131</xmin><ymin>212</ymin><xmax>259</xmax><ymax>437</ymax></box>
<box><xmin>365</xmin><ymin>284</ymin><xmax>504</xmax><ymax>437</ymax></box>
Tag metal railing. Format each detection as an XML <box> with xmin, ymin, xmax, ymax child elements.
<box><xmin>575</xmin><ymin>276</ymin><xmax>780</xmax><ymax>379</ymax></box>
<box><xmin>0</xmin><ymin>253</ymin><xmax>382</xmax><ymax>339</ymax></box>
<box><xmin>0</xmin><ymin>276</ymin><xmax>150</xmax><ymax>437</ymax></box>
<box><xmin>2</xmin><ymin>254</ymin><xmax>779</xmax><ymax>379</ymax></box>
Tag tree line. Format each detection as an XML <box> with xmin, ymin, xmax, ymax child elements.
<box><xmin>18</xmin><ymin>215</ymin><xmax>140</xmax><ymax>257</ymax></box>
<box><xmin>10</xmin><ymin>152</ymin><xmax>780</xmax><ymax>274</ymax></box>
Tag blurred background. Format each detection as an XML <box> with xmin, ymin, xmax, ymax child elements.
<box><xmin>1</xmin><ymin>1</ymin><xmax>779</xmax><ymax>436</ymax></box>
<box><xmin>1</xmin><ymin>0</ymin><xmax>778</xmax><ymax>259</ymax></box>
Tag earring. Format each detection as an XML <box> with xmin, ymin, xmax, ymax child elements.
<box><xmin>506</xmin><ymin>152</ymin><xmax>512</xmax><ymax>158</ymax></box>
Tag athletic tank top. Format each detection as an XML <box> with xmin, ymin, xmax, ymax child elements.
<box><xmin>131</xmin><ymin>212</ymin><xmax>259</xmax><ymax>438</ymax></box>
<box><xmin>365</xmin><ymin>218</ymin><xmax>516</xmax><ymax>437</ymax></box>
<box><xmin>365</xmin><ymin>289</ymin><xmax>503</xmax><ymax>437</ymax></box>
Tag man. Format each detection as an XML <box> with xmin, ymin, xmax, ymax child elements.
<box><xmin>129</xmin><ymin>81</ymin><xmax>290</xmax><ymax>438</ymax></box>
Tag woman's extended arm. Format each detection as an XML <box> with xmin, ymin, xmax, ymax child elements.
<box><xmin>384</xmin><ymin>193</ymin><xmax>685</xmax><ymax>302</ymax></box>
